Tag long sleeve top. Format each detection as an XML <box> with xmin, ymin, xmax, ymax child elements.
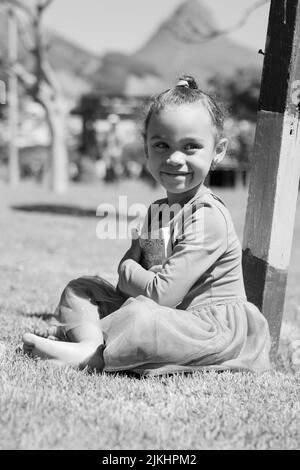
<box><xmin>117</xmin><ymin>186</ymin><xmax>246</xmax><ymax>310</ymax></box>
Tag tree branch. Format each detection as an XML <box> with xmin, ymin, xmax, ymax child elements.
<box><xmin>37</xmin><ymin>0</ymin><xmax>54</xmax><ymax>11</ymax></box>
<box><xmin>15</xmin><ymin>7</ymin><xmax>36</xmax><ymax>51</ymax></box>
<box><xmin>12</xmin><ymin>62</ymin><xmax>37</xmax><ymax>90</ymax></box>
<box><xmin>1</xmin><ymin>0</ymin><xmax>59</xmax><ymax>94</ymax></box>
<box><xmin>40</xmin><ymin>59</ymin><xmax>61</xmax><ymax>93</ymax></box>
<box><xmin>167</xmin><ymin>0</ymin><xmax>270</xmax><ymax>44</ymax></box>
<box><xmin>0</xmin><ymin>0</ymin><xmax>54</xmax><ymax>22</ymax></box>
<box><xmin>0</xmin><ymin>0</ymin><xmax>34</xmax><ymax>18</ymax></box>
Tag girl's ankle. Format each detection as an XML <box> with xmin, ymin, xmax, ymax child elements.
<box><xmin>80</xmin><ymin>343</ymin><xmax>105</xmax><ymax>373</ymax></box>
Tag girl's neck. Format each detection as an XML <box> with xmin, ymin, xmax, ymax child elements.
<box><xmin>166</xmin><ymin>184</ymin><xmax>209</xmax><ymax>206</ymax></box>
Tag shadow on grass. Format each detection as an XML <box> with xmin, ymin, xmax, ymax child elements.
<box><xmin>19</xmin><ymin>312</ymin><xmax>57</xmax><ymax>321</ymax></box>
<box><xmin>11</xmin><ymin>204</ymin><xmax>136</xmax><ymax>221</ymax></box>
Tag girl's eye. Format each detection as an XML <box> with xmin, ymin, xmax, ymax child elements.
<box><xmin>185</xmin><ymin>143</ymin><xmax>201</xmax><ymax>151</ymax></box>
<box><xmin>154</xmin><ymin>142</ymin><xmax>169</xmax><ymax>150</ymax></box>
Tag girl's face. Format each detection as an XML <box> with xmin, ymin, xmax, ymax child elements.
<box><xmin>145</xmin><ymin>104</ymin><xmax>228</xmax><ymax>204</ymax></box>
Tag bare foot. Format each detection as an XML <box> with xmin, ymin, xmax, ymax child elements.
<box><xmin>32</xmin><ymin>325</ymin><xmax>66</xmax><ymax>341</ymax></box>
<box><xmin>22</xmin><ymin>333</ymin><xmax>104</xmax><ymax>372</ymax></box>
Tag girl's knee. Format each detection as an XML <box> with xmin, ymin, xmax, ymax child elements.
<box><xmin>128</xmin><ymin>298</ymin><xmax>158</xmax><ymax>325</ymax></box>
<box><xmin>122</xmin><ymin>295</ymin><xmax>154</xmax><ymax>309</ymax></box>
<box><xmin>135</xmin><ymin>295</ymin><xmax>156</xmax><ymax>307</ymax></box>
<box><xmin>63</xmin><ymin>278</ymin><xmax>87</xmax><ymax>298</ymax></box>
<box><xmin>58</xmin><ymin>278</ymin><xmax>88</xmax><ymax>315</ymax></box>
<box><xmin>60</xmin><ymin>283</ymin><xmax>75</xmax><ymax>304</ymax></box>
<box><xmin>56</xmin><ymin>277</ymin><xmax>103</xmax><ymax>330</ymax></box>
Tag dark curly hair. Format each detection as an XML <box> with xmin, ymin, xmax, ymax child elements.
<box><xmin>143</xmin><ymin>74</ymin><xmax>226</xmax><ymax>143</ymax></box>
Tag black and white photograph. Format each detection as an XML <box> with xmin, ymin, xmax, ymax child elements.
<box><xmin>0</xmin><ymin>0</ymin><xmax>299</xmax><ymax>452</ymax></box>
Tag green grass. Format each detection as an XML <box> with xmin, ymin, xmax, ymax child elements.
<box><xmin>0</xmin><ymin>179</ymin><xmax>299</xmax><ymax>450</ymax></box>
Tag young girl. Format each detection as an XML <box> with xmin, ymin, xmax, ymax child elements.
<box><xmin>22</xmin><ymin>76</ymin><xmax>271</xmax><ymax>375</ymax></box>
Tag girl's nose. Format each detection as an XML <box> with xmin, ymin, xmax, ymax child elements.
<box><xmin>166</xmin><ymin>151</ymin><xmax>185</xmax><ymax>165</ymax></box>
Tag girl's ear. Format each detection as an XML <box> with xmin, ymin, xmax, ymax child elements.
<box><xmin>212</xmin><ymin>138</ymin><xmax>228</xmax><ymax>167</ymax></box>
<box><xmin>143</xmin><ymin>141</ymin><xmax>151</xmax><ymax>171</ymax></box>
<box><xmin>144</xmin><ymin>140</ymin><xmax>149</xmax><ymax>160</ymax></box>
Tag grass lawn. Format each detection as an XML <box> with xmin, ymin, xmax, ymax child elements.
<box><xmin>0</xmin><ymin>179</ymin><xmax>299</xmax><ymax>450</ymax></box>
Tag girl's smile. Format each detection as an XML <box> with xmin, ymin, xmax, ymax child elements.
<box><xmin>160</xmin><ymin>171</ymin><xmax>192</xmax><ymax>177</ymax></box>
<box><xmin>145</xmin><ymin>103</ymin><xmax>227</xmax><ymax>205</ymax></box>
<box><xmin>160</xmin><ymin>171</ymin><xmax>193</xmax><ymax>186</ymax></box>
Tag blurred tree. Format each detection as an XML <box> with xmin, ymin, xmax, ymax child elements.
<box><xmin>163</xmin><ymin>0</ymin><xmax>268</xmax><ymax>123</ymax></box>
<box><xmin>208</xmin><ymin>68</ymin><xmax>261</xmax><ymax>122</ymax></box>
<box><xmin>7</xmin><ymin>6</ymin><xmax>19</xmax><ymax>186</ymax></box>
<box><xmin>207</xmin><ymin>67</ymin><xmax>261</xmax><ymax>167</ymax></box>
<box><xmin>225</xmin><ymin>118</ymin><xmax>256</xmax><ymax>166</ymax></box>
<box><xmin>0</xmin><ymin>72</ymin><xmax>6</xmax><ymax>119</ymax></box>
<box><xmin>0</xmin><ymin>0</ymin><xmax>68</xmax><ymax>193</ymax></box>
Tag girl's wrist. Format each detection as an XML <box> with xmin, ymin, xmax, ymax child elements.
<box><xmin>118</xmin><ymin>258</ymin><xmax>136</xmax><ymax>275</ymax></box>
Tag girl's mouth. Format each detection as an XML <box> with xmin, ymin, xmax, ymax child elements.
<box><xmin>161</xmin><ymin>171</ymin><xmax>191</xmax><ymax>176</ymax></box>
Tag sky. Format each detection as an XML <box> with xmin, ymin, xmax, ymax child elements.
<box><xmin>43</xmin><ymin>0</ymin><xmax>270</xmax><ymax>56</ymax></box>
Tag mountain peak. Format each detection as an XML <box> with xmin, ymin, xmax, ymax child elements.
<box><xmin>133</xmin><ymin>0</ymin><xmax>261</xmax><ymax>88</ymax></box>
<box><xmin>163</xmin><ymin>0</ymin><xmax>217</xmax><ymax>41</ymax></box>
<box><xmin>94</xmin><ymin>0</ymin><xmax>261</xmax><ymax>96</ymax></box>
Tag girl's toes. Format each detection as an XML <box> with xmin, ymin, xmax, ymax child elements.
<box><xmin>22</xmin><ymin>333</ymin><xmax>40</xmax><ymax>356</ymax></box>
<box><xmin>32</xmin><ymin>327</ymin><xmax>52</xmax><ymax>338</ymax></box>
<box><xmin>32</xmin><ymin>325</ymin><xmax>62</xmax><ymax>340</ymax></box>
<box><xmin>47</xmin><ymin>335</ymin><xmax>60</xmax><ymax>341</ymax></box>
<box><xmin>50</xmin><ymin>325</ymin><xmax>67</xmax><ymax>340</ymax></box>
<box><xmin>47</xmin><ymin>325</ymin><xmax>60</xmax><ymax>337</ymax></box>
<box><xmin>22</xmin><ymin>332</ymin><xmax>36</xmax><ymax>345</ymax></box>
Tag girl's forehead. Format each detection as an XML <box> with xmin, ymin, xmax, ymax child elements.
<box><xmin>147</xmin><ymin>104</ymin><xmax>214</xmax><ymax>136</ymax></box>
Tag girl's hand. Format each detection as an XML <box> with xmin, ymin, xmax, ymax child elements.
<box><xmin>149</xmin><ymin>264</ymin><xmax>162</xmax><ymax>273</ymax></box>
<box><xmin>126</xmin><ymin>227</ymin><xmax>142</xmax><ymax>263</ymax></box>
<box><xmin>128</xmin><ymin>237</ymin><xmax>142</xmax><ymax>263</ymax></box>
<box><xmin>117</xmin><ymin>236</ymin><xmax>142</xmax><ymax>275</ymax></box>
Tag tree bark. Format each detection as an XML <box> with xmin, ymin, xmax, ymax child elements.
<box><xmin>48</xmin><ymin>102</ymin><xmax>68</xmax><ymax>193</ymax></box>
<box><xmin>37</xmin><ymin>83</ymin><xmax>68</xmax><ymax>193</ymax></box>
<box><xmin>4</xmin><ymin>0</ymin><xmax>69</xmax><ymax>193</ymax></box>
<box><xmin>8</xmin><ymin>6</ymin><xmax>20</xmax><ymax>187</ymax></box>
<box><xmin>242</xmin><ymin>0</ymin><xmax>300</xmax><ymax>355</ymax></box>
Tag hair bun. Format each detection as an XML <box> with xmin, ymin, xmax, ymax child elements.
<box><xmin>176</xmin><ymin>75</ymin><xmax>198</xmax><ymax>90</ymax></box>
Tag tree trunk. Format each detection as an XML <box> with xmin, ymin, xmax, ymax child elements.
<box><xmin>48</xmin><ymin>102</ymin><xmax>68</xmax><ymax>193</ymax></box>
<box><xmin>39</xmin><ymin>88</ymin><xmax>68</xmax><ymax>193</ymax></box>
<box><xmin>6</xmin><ymin>0</ymin><xmax>68</xmax><ymax>193</ymax></box>
<box><xmin>242</xmin><ymin>0</ymin><xmax>300</xmax><ymax>354</ymax></box>
<box><xmin>8</xmin><ymin>7</ymin><xmax>20</xmax><ymax>187</ymax></box>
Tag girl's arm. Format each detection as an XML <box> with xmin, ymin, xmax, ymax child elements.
<box><xmin>117</xmin><ymin>204</ymin><xmax>228</xmax><ymax>307</ymax></box>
